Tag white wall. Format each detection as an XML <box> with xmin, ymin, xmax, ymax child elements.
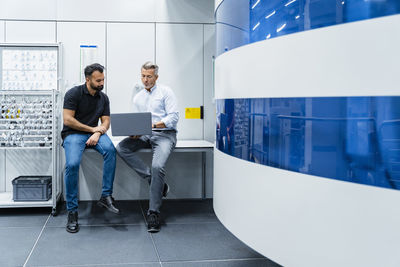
<box><xmin>0</xmin><ymin>0</ymin><xmax>57</xmax><ymax>20</ymax></box>
<box><xmin>0</xmin><ymin>20</ymin><xmax>5</xmax><ymax>42</ymax></box>
<box><xmin>56</xmin><ymin>0</ymin><xmax>156</xmax><ymax>22</ymax></box>
<box><xmin>0</xmin><ymin>0</ymin><xmax>216</xmax><ymax>199</ymax></box>
<box><xmin>5</xmin><ymin>21</ymin><xmax>56</xmax><ymax>43</ymax></box>
<box><xmin>106</xmin><ymin>23</ymin><xmax>155</xmax><ymax>114</ymax></box>
<box><xmin>56</xmin><ymin>0</ymin><xmax>214</xmax><ymax>23</ymax></box>
<box><xmin>0</xmin><ymin>21</ymin><xmax>5</xmax><ymax>192</ymax></box>
<box><xmin>204</xmin><ymin>24</ymin><xmax>216</xmax><ymax>141</ymax></box>
<box><xmin>56</xmin><ymin>22</ymin><xmax>106</xmax><ymax>90</ymax></box>
<box><xmin>213</xmin><ymin>14</ymin><xmax>400</xmax><ymax>267</ymax></box>
<box><xmin>0</xmin><ymin>0</ymin><xmax>215</xmax><ymax>141</ymax></box>
<box><xmin>0</xmin><ymin>150</ymin><xmax>4</xmax><ymax>192</ymax></box>
<box><xmin>156</xmin><ymin>0</ymin><xmax>214</xmax><ymax>23</ymax></box>
<box><xmin>156</xmin><ymin>23</ymin><xmax>204</xmax><ymax>139</ymax></box>
<box><xmin>0</xmin><ymin>0</ymin><xmax>214</xmax><ymax>23</ymax></box>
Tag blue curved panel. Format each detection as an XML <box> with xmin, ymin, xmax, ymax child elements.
<box><xmin>216</xmin><ymin>0</ymin><xmax>400</xmax><ymax>56</ymax></box>
<box><xmin>216</xmin><ymin>97</ymin><xmax>400</xmax><ymax>189</ymax></box>
<box><xmin>215</xmin><ymin>1</ymin><xmax>400</xmax><ymax>189</ymax></box>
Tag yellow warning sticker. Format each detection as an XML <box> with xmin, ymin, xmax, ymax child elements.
<box><xmin>185</xmin><ymin>107</ymin><xmax>202</xmax><ymax>119</ymax></box>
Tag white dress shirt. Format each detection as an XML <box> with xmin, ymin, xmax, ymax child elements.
<box><xmin>131</xmin><ymin>83</ymin><xmax>179</xmax><ymax>131</ymax></box>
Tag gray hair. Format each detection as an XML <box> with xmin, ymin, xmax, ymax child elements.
<box><xmin>141</xmin><ymin>61</ymin><xmax>159</xmax><ymax>75</ymax></box>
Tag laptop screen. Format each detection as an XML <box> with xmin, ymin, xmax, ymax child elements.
<box><xmin>110</xmin><ymin>112</ymin><xmax>152</xmax><ymax>136</ymax></box>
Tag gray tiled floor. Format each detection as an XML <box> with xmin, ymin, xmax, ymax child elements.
<box><xmin>0</xmin><ymin>200</ymin><xmax>281</xmax><ymax>267</ymax></box>
<box><xmin>0</xmin><ymin>227</ymin><xmax>43</xmax><ymax>267</ymax></box>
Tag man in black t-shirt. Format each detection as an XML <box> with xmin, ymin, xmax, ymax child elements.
<box><xmin>62</xmin><ymin>63</ymin><xmax>120</xmax><ymax>233</ymax></box>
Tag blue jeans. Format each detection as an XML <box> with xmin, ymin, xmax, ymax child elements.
<box><xmin>116</xmin><ymin>131</ymin><xmax>176</xmax><ymax>213</ymax></box>
<box><xmin>63</xmin><ymin>133</ymin><xmax>116</xmax><ymax>212</ymax></box>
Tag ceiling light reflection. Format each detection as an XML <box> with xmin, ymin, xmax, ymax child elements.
<box><xmin>277</xmin><ymin>23</ymin><xmax>287</xmax><ymax>33</ymax></box>
<box><xmin>252</xmin><ymin>22</ymin><xmax>260</xmax><ymax>31</ymax></box>
<box><xmin>265</xmin><ymin>10</ymin><xmax>276</xmax><ymax>19</ymax></box>
<box><xmin>252</xmin><ymin>0</ymin><xmax>261</xmax><ymax>9</ymax></box>
<box><xmin>285</xmin><ymin>0</ymin><xmax>297</xmax><ymax>7</ymax></box>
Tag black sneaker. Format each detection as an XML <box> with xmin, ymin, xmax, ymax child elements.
<box><xmin>147</xmin><ymin>211</ymin><xmax>161</xmax><ymax>233</ymax></box>
<box><xmin>66</xmin><ymin>211</ymin><xmax>79</xmax><ymax>233</ymax></box>
<box><xmin>162</xmin><ymin>183</ymin><xmax>169</xmax><ymax>198</ymax></box>
<box><xmin>97</xmin><ymin>195</ymin><xmax>120</xmax><ymax>214</ymax></box>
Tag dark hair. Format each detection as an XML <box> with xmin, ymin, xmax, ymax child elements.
<box><xmin>84</xmin><ymin>63</ymin><xmax>104</xmax><ymax>78</ymax></box>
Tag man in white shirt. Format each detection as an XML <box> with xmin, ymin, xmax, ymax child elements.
<box><xmin>116</xmin><ymin>61</ymin><xmax>179</xmax><ymax>232</ymax></box>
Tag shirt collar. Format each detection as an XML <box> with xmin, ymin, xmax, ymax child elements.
<box><xmin>83</xmin><ymin>83</ymin><xmax>99</xmax><ymax>97</ymax></box>
<box><xmin>146</xmin><ymin>84</ymin><xmax>157</xmax><ymax>93</ymax></box>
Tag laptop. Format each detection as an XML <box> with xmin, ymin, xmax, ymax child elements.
<box><xmin>110</xmin><ymin>112</ymin><xmax>152</xmax><ymax>136</ymax></box>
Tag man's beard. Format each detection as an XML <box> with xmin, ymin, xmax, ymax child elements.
<box><xmin>91</xmin><ymin>82</ymin><xmax>103</xmax><ymax>91</ymax></box>
<box><xmin>143</xmin><ymin>83</ymin><xmax>154</xmax><ymax>90</ymax></box>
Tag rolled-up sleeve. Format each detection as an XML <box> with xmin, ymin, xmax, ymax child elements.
<box><xmin>161</xmin><ymin>88</ymin><xmax>179</xmax><ymax>129</ymax></box>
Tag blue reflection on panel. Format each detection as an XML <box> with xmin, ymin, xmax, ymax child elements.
<box><xmin>216</xmin><ymin>0</ymin><xmax>400</xmax><ymax>55</ymax></box>
<box><xmin>216</xmin><ymin>97</ymin><xmax>400</xmax><ymax>189</ymax></box>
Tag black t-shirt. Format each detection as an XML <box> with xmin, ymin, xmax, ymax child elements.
<box><xmin>61</xmin><ymin>84</ymin><xmax>110</xmax><ymax>139</ymax></box>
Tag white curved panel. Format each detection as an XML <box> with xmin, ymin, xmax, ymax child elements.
<box><xmin>215</xmin><ymin>1</ymin><xmax>249</xmax><ymax>31</ymax></box>
<box><xmin>215</xmin><ymin>0</ymin><xmax>224</xmax><ymax>11</ymax></box>
<box><xmin>214</xmin><ymin>149</ymin><xmax>400</xmax><ymax>267</ymax></box>
<box><xmin>215</xmin><ymin>14</ymin><xmax>400</xmax><ymax>99</ymax></box>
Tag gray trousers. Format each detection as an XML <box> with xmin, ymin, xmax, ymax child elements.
<box><xmin>116</xmin><ymin>130</ymin><xmax>177</xmax><ymax>213</ymax></box>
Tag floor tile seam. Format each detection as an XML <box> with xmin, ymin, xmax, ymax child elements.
<box><xmin>43</xmin><ymin>221</ymin><xmax>220</xmax><ymax>228</ymax></box>
<box><xmin>163</xmin><ymin>221</ymin><xmax>219</xmax><ymax>225</ymax></box>
<box><xmin>0</xmin><ymin>221</ymin><xmax>219</xmax><ymax>229</ymax></box>
<box><xmin>0</xmin><ymin>225</ymin><xmax>49</xmax><ymax>229</ymax></box>
<box><xmin>140</xmin><ymin>202</ymin><xmax>162</xmax><ymax>266</ymax></box>
<box><xmin>23</xmin><ymin>213</ymin><xmax>52</xmax><ymax>267</ymax></box>
<box><xmin>139</xmin><ymin>201</ymin><xmax>148</xmax><ymax>222</ymax></box>
<box><xmin>149</xmin><ymin>232</ymin><xmax>162</xmax><ymax>265</ymax></box>
<box><xmin>45</xmin><ymin>223</ymin><xmax>145</xmax><ymax>228</ymax></box>
<box><xmin>0</xmin><ymin>220</ymin><xmax>218</xmax><ymax>228</ymax></box>
<box><xmin>160</xmin><ymin>257</ymin><xmax>269</xmax><ymax>263</ymax></box>
<box><xmin>25</xmin><ymin>260</ymin><xmax>162</xmax><ymax>267</ymax></box>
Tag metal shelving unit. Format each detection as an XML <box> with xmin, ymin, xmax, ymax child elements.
<box><xmin>0</xmin><ymin>43</ymin><xmax>62</xmax><ymax>215</ymax></box>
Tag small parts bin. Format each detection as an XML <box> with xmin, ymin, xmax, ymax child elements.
<box><xmin>12</xmin><ymin>176</ymin><xmax>52</xmax><ymax>201</ymax></box>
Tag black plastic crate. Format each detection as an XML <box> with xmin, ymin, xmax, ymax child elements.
<box><xmin>12</xmin><ymin>176</ymin><xmax>52</xmax><ymax>201</ymax></box>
